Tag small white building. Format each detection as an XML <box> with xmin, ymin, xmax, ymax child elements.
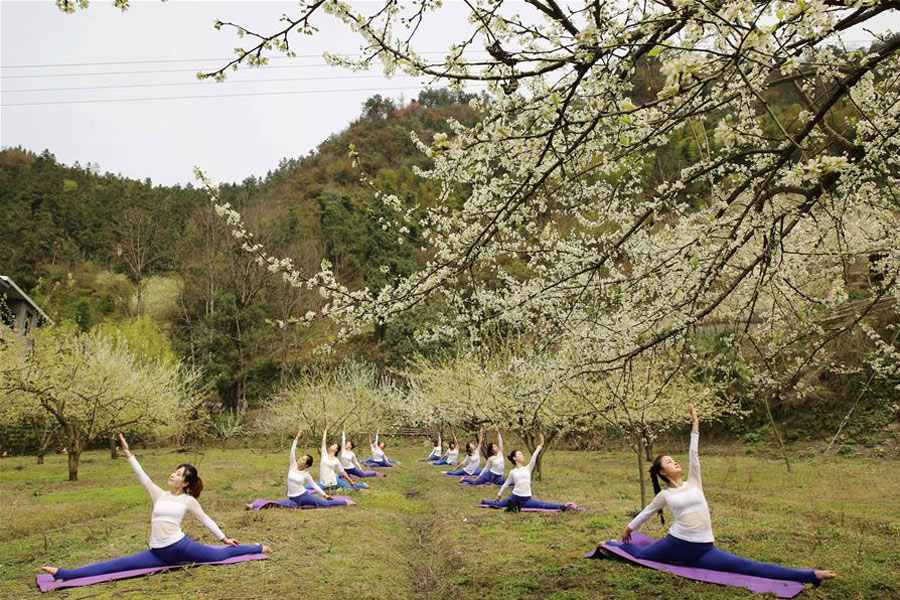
<box><xmin>0</xmin><ymin>276</ymin><xmax>53</xmax><ymax>348</ymax></box>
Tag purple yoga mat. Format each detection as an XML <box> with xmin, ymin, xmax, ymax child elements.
<box><xmin>584</xmin><ymin>532</ymin><xmax>806</xmax><ymax>599</ymax></box>
<box><xmin>35</xmin><ymin>551</ymin><xmax>268</xmax><ymax>592</ymax></box>
<box><xmin>250</xmin><ymin>495</ymin><xmax>352</xmax><ymax>510</ymax></box>
<box><xmin>478</xmin><ymin>502</ymin><xmax>587</xmax><ymax>513</ymax></box>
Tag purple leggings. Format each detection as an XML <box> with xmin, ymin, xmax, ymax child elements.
<box><xmin>431</xmin><ymin>457</ymin><xmax>454</xmax><ymax>466</ymax></box>
<box><xmin>443</xmin><ymin>467</ymin><xmax>474</xmax><ymax>476</ymax></box>
<box><xmin>479</xmin><ymin>494</ymin><xmax>564</xmax><ymax>510</ymax></box>
<box><xmin>461</xmin><ymin>470</ymin><xmax>505</xmax><ymax>485</ymax></box>
<box><xmin>345</xmin><ymin>467</ymin><xmax>378</xmax><ymax>478</ymax></box>
<box><xmin>616</xmin><ymin>534</ymin><xmax>818</xmax><ymax>584</ymax></box>
<box><xmin>55</xmin><ymin>535</ymin><xmax>262</xmax><ymax>580</ymax></box>
<box><xmin>276</xmin><ymin>493</ymin><xmax>349</xmax><ymax>508</ymax></box>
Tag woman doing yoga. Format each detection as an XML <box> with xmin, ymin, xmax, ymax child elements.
<box><xmin>480</xmin><ymin>433</ymin><xmax>574</xmax><ymax>512</ymax></box>
<box><xmin>615</xmin><ymin>405</ymin><xmax>836</xmax><ymax>585</ymax></box>
<box><xmin>320</xmin><ymin>426</ymin><xmax>366</xmax><ymax>489</ymax></box>
<box><xmin>461</xmin><ymin>426</ymin><xmax>505</xmax><ymax>485</ymax></box>
<box><xmin>444</xmin><ymin>427</ymin><xmax>483</xmax><ymax>476</ymax></box>
<box><xmin>341</xmin><ymin>431</ymin><xmax>380</xmax><ymax>478</ymax></box>
<box><xmin>246</xmin><ymin>427</ymin><xmax>355</xmax><ymax>509</ymax></box>
<box><xmin>42</xmin><ymin>434</ymin><xmax>269</xmax><ymax>580</ymax></box>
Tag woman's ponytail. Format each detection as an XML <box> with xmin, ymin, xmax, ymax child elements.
<box><xmin>649</xmin><ymin>455</ymin><xmax>669</xmax><ymax>525</ymax></box>
<box><xmin>178</xmin><ymin>463</ymin><xmax>204</xmax><ymax>498</ymax></box>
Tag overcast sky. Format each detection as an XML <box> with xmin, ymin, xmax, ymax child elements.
<box><xmin>1</xmin><ymin>1</ymin><xmax>898</xmax><ymax>186</ymax></box>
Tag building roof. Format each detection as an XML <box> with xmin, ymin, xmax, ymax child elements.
<box><xmin>0</xmin><ymin>276</ymin><xmax>53</xmax><ymax>324</ymax></box>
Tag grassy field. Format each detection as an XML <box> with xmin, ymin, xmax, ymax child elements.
<box><xmin>1</xmin><ymin>440</ymin><xmax>898</xmax><ymax>600</ymax></box>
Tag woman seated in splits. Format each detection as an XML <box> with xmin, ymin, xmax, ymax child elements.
<box><xmin>320</xmin><ymin>427</ymin><xmax>368</xmax><ymax>489</ymax></box>
<box><xmin>419</xmin><ymin>434</ymin><xmax>443</xmax><ymax>461</ymax></box>
<box><xmin>613</xmin><ymin>405</ymin><xmax>835</xmax><ymax>585</ymax></box>
<box><xmin>480</xmin><ymin>433</ymin><xmax>574</xmax><ymax>512</ymax></box>
<box><xmin>340</xmin><ymin>431</ymin><xmax>381</xmax><ymax>478</ymax></box>
<box><xmin>443</xmin><ymin>427</ymin><xmax>483</xmax><ymax>476</ymax></box>
<box><xmin>431</xmin><ymin>432</ymin><xmax>459</xmax><ymax>466</ymax></box>
<box><xmin>246</xmin><ymin>428</ymin><xmax>356</xmax><ymax>510</ymax></box>
<box><xmin>42</xmin><ymin>434</ymin><xmax>270</xmax><ymax>581</ymax></box>
<box><xmin>361</xmin><ymin>430</ymin><xmax>396</xmax><ymax>468</ymax></box>
<box><xmin>460</xmin><ymin>426</ymin><xmax>505</xmax><ymax>485</ymax></box>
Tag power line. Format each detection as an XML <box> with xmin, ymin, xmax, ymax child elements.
<box><xmin>1</xmin><ymin>84</ymin><xmax>488</xmax><ymax>108</ymax></box>
<box><xmin>1</xmin><ymin>51</ymin><xmax>487</xmax><ymax>69</ymax></box>
<box><xmin>1</xmin><ymin>63</ymin><xmax>349</xmax><ymax>79</ymax></box>
<box><xmin>5</xmin><ymin>74</ymin><xmax>422</xmax><ymax>94</ymax></box>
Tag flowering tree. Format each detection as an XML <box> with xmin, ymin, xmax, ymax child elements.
<box><xmin>402</xmin><ymin>340</ymin><xmax>597</xmax><ymax>479</ymax></box>
<box><xmin>0</xmin><ymin>323</ymin><xmax>197</xmax><ymax>480</ymax></box>
<box><xmin>68</xmin><ymin>2</ymin><xmax>900</xmax><ymax>407</ymax></box>
<box><xmin>263</xmin><ymin>362</ymin><xmax>394</xmax><ymax>443</ymax></box>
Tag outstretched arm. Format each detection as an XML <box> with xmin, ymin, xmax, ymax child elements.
<box><xmin>321</xmin><ymin>426</ymin><xmax>328</xmax><ymax>456</ymax></box>
<box><xmin>496</xmin><ymin>473</ymin><xmax>513</xmax><ymax>500</ymax></box>
<box><xmin>688</xmin><ymin>404</ymin><xmax>702</xmax><ymax>486</ymax></box>
<box><xmin>623</xmin><ymin>492</ymin><xmax>667</xmax><ymax>542</ymax></box>
<box><xmin>119</xmin><ymin>434</ymin><xmax>162</xmax><ymax>502</ymax></box>
<box><xmin>497</xmin><ymin>427</ymin><xmax>504</xmax><ymax>458</ymax></box>
<box><xmin>186</xmin><ymin>497</ymin><xmax>230</xmax><ymax>544</ymax></box>
<box><xmin>527</xmin><ymin>433</ymin><xmax>545</xmax><ymax>472</ymax></box>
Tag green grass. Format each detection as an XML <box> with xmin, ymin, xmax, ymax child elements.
<box><xmin>1</xmin><ymin>443</ymin><xmax>897</xmax><ymax>599</ymax></box>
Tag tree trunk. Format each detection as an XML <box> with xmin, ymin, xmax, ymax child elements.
<box><xmin>636</xmin><ymin>438</ymin><xmax>646</xmax><ymax>506</ymax></box>
<box><xmin>36</xmin><ymin>452</ymin><xmax>44</xmax><ymax>465</ymax></box>
<box><xmin>763</xmin><ymin>390</ymin><xmax>791</xmax><ymax>472</ymax></box>
<box><xmin>68</xmin><ymin>447</ymin><xmax>81</xmax><ymax>481</ymax></box>
<box><xmin>110</xmin><ymin>436</ymin><xmax>118</xmax><ymax>459</ymax></box>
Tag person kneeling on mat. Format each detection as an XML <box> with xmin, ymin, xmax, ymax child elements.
<box><xmin>43</xmin><ymin>434</ymin><xmax>270</xmax><ymax>581</ymax></box>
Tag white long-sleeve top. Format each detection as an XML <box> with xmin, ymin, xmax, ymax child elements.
<box><xmin>446</xmin><ymin>446</ymin><xmax>459</xmax><ymax>463</ymax></box>
<box><xmin>459</xmin><ymin>443</ymin><xmax>482</xmax><ymax>475</ymax></box>
<box><xmin>370</xmin><ymin>433</ymin><xmax>389</xmax><ymax>462</ymax></box>
<box><xmin>627</xmin><ymin>432</ymin><xmax>714</xmax><ymax>543</ymax></box>
<box><xmin>498</xmin><ymin>444</ymin><xmax>541</xmax><ymax>497</ymax></box>
<box><xmin>320</xmin><ymin>440</ymin><xmax>347</xmax><ymax>487</ymax></box>
<box><xmin>427</xmin><ymin>435</ymin><xmax>442</xmax><ymax>458</ymax></box>
<box><xmin>287</xmin><ymin>439</ymin><xmax>325</xmax><ymax>497</ymax></box>
<box><xmin>128</xmin><ymin>456</ymin><xmax>226</xmax><ymax>549</ymax></box>
<box><xmin>484</xmin><ymin>434</ymin><xmax>505</xmax><ymax>475</ymax></box>
<box><xmin>340</xmin><ymin>432</ymin><xmax>364</xmax><ymax>471</ymax></box>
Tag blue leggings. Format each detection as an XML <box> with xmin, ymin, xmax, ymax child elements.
<box><xmin>432</xmin><ymin>457</ymin><xmax>455</xmax><ymax>466</ymax></box>
<box><xmin>256</xmin><ymin>493</ymin><xmax>348</xmax><ymax>509</ymax></box>
<box><xmin>55</xmin><ymin>535</ymin><xmax>262</xmax><ymax>580</ymax></box>
<box><xmin>419</xmin><ymin>455</ymin><xmax>440</xmax><ymax>462</ymax></box>
<box><xmin>479</xmin><ymin>494</ymin><xmax>564</xmax><ymax>510</ymax></box>
<box><xmin>362</xmin><ymin>458</ymin><xmax>393</xmax><ymax>467</ymax></box>
<box><xmin>443</xmin><ymin>467</ymin><xmax>476</xmax><ymax>476</ymax></box>
<box><xmin>345</xmin><ymin>467</ymin><xmax>378</xmax><ymax>478</ymax></box>
<box><xmin>617</xmin><ymin>534</ymin><xmax>818</xmax><ymax>584</ymax></box>
<box><xmin>461</xmin><ymin>470</ymin><xmax>505</xmax><ymax>485</ymax></box>
<box><xmin>331</xmin><ymin>477</ymin><xmax>368</xmax><ymax>489</ymax></box>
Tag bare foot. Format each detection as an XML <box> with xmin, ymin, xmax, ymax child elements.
<box><xmin>564</xmin><ymin>502</ymin><xmax>578</xmax><ymax>511</ymax></box>
<box><xmin>244</xmin><ymin>503</ymin><xmax>253</xmax><ymax>511</ymax></box>
<box><xmin>40</xmin><ymin>567</ymin><xmax>58</xmax><ymax>576</ymax></box>
<box><xmin>345</xmin><ymin>499</ymin><xmax>357</xmax><ymax>506</ymax></box>
<box><xmin>815</xmin><ymin>570</ymin><xmax>836</xmax><ymax>581</ymax></box>
<box><xmin>261</xmin><ymin>545</ymin><xmax>272</xmax><ymax>554</ymax></box>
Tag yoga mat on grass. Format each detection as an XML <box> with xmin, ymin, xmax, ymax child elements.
<box><xmin>457</xmin><ymin>480</ymin><xmax>495</xmax><ymax>487</ymax></box>
<box><xmin>250</xmin><ymin>495</ymin><xmax>352</xmax><ymax>510</ymax></box>
<box><xmin>584</xmin><ymin>532</ymin><xmax>806</xmax><ymax>599</ymax></box>
<box><xmin>478</xmin><ymin>502</ymin><xmax>588</xmax><ymax>513</ymax></box>
<box><xmin>36</xmin><ymin>551</ymin><xmax>268</xmax><ymax>592</ymax></box>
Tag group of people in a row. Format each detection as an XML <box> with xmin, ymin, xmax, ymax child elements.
<box><xmin>41</xmin><ymin>406</ymin><xmax>835</xmax><ymax>590</ymax></box>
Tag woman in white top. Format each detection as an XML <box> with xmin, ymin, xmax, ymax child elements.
<box><xmin>460</xmin><ymin>426</ymin><xmax>505</xmax><ymax>485</ymax></box>
<box><xmin>614</xmin><ymin>405</ymin><xmax>835</xmax><ymax>585</ymax></box>
<box><xmin>42</xmin><ymin>434</ymin><xmax>270</xmax><ymax>581</ymax></box>
<box><xmin>419</xmin><ymin>434</ymin><xmax>443</xmax><ymax>461</ymax></box>
<box><xmin>443</xmin><ymin>427</ymin><xmax>483</xmax><ymax>476</ymax></box>
<box><xmin>340</xmin><ymin>431</ymin><xmax>381</xmax><ymax>478</ymax></box>
<box><xmin>431</xmin><ymin>431</ymin><xmax>459</xmax><ymax>466</ymax></box>
<box><xmin>362</xmin><ymin>430</ymin><xmax>397</xmax><ymax>468</ymax></box>
<box><xmin>320</xmin><ymin>426</ymin><xmax>367</xmax><ymax>489</ymax></box>
<box><xmin>246</xmin><ymin>427</ymin><xmax>356</xmax><ymax>510</ymax></box>
<box><xmin>480</xmin><ymin>433</ymin><xmax>574</xmax><ymax>512</ymax></box>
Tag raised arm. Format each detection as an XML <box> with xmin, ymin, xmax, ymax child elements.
<box><xmin>186</xmin><ymin>497</ymin><xmax>228</xmax><ymax>543</ymax></box>
<box><xmin>527</xmin><ymin>433</ymin><xmax>544</xmax><ymax>472</ymax></box>
<box><xmin>688</xmin><ymin>404</ymin><xmax>702</xmax><ymax>486</ymax></box>
<box><xmin>119</xmin><ymin>434</ymin><xmax>162</xmax><ymax>502</ymax></box>
<box><xmin>342</xmin><ymin>430</ymin><xmax>346</xmax><ymax>448</ymax></box>
<box><xmin>321</xmin><ymin>426</ymin><xmax>328</xmax><ymax>456</ymax></box>
<box><xmin>497</xmin><ymin>428</ymin><xmax>504</xmax><ymax>458</ymax></box>
<box><xmin>475</xmin><ymin>427</ymin><xmax>483</xmax><ymax>457</ymax></box>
